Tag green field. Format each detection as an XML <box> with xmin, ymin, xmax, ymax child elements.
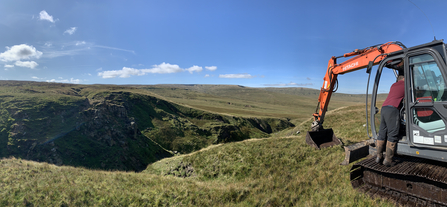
<box><xmin>0</xmin><ymin>81</ymin><xmax>392</xmax><ymax>206</ymax></box>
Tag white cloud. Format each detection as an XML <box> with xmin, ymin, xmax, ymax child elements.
<box><xmin>98</xmin><ymin>62</ymin><xmax>184</xmax><ymax>78</ymax></box>
<box><xmin>39</xmin><ymin>10</ymin><xmax>54</xmax><ymax>23</ymax></box>
<box><xmin>204</xmin><ymin>74</ymin><xmax>210</xmax><ymax>78</ymax></box>
<box><xmin>69</xmin><ymin>78</ymin><xmax>81</xmax><ymax>84</ymax></box>
<box><xmin>46</xmin><ymin>78</ymin><xmax>81</xmax><ymax>84</ymax></box>
<box><xmin>98</xmin><ymin>63</ymin><xmax>214</xmax><ymax>78</ymax></box>
<box><xmin>4</xmin><ymin>64</ymin><xmax>14</xmax><ymax>68</ymax></box>
<box><xmin>75</xmin><ymin>41</ymin><xmax>86</xmax><ymax>46</ymax></box>
<box><xmin>219</xmin><ymin>73</ymin><xmax>255</xmax><ymax>79</ymax></box>
<box><xmin>64</xmin><ymin>27</ymin><xmax>77</xmax><ymax>35</ymax></box>
<box><xmin>32</xmin><ymin>76</ymin><xmax>46</xmax><ymax>80</ymax></box>
<box><xmin>185</xmin><ymin>65</ymin><xmax>202</xmax><ymax>74</ymax></box>
<box><xmin>44</xmin><ymin>42</ymin><xmax>52</xmax><ymax>47</ymax></box>
<box><xmin>144</xmin><ymin>62</ymin><xmax>184</xmax><ymax>74</ymax></box>
<box><xmin>15</xmin><ymin>61</ymin><xmax>38</xmax><ymax>69</ymax></box>
<box><xmin>98</xmin><ymin>67</ymin><xmax>145</xmax><ymax>78</ymax></box>
<box><xmin>205</xmin><ymin>66</ymin><xmax>217</xmax><ymax>71</ymax></box>
<box><xmin>0</xmin><ymin>44</ymin><xmax>42</xmax><ymax>62</ymax></box>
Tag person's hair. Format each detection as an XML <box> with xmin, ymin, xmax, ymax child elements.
<box><xmin>397</xmin><ymin>75</ymin><xmax>404</xmax><ymax>81</ymax></box>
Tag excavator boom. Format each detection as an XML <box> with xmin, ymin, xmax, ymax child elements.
<box><xmin>306</xmin><ymin>42</ymin><xmax>404</xmax><ymax>151</ymax></box>
<box><xmin>312</xmin><ymin>42</ymin><xmax>404</xmax><ymax>132</ymax></box>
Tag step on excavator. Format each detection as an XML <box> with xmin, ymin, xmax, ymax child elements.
<box><xmin>307</xmin><ymin>39</ymin><xmax>447</xmax><ymax>206</ymax></box>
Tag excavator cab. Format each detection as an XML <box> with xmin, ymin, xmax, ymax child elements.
<box><xmin>370</xmin><ymin>40</ymin><xmax>447</xmax><ymax>162</ymax></box>
<box><xmin>349</xmin><ymin>40</ymin><xmax>447</xmax><ymax>205</ymax></box>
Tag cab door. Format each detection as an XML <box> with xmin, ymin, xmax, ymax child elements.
<box><xmin>407</xmin><ymin>51</ymin><xmax>447</xmax><ymax>149</ymax></box>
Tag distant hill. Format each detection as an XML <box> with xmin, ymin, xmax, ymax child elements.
<box><xmin>260</xmin><ymin>87</ymin><xmax>388</xmax><ymax>103</ymax></box>
<box><xmin>139</xmin><ymin>84</ymin><xmax>387</xmax><ymax>123</ymax></box>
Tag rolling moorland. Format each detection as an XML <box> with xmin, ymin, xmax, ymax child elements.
<box><xmin>0</xmin><ymin>81</ymin><xmax>392</xmax><ymax>206</ymax></box>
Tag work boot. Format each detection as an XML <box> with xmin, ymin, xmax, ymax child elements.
<box><xmin>375</xmin><ymin>140</ymin><xmax>386</xmax><ymax>164</ymax></box>
<box><xmin>383</xmin><ymin>141</ymin><xmax>397</xmax><ymax>167</ymax></box>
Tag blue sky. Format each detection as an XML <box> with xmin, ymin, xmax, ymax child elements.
<box><xmin>0</xmin><ymin>0</ymin><xmax>446</xmax><ymax>93</ymax></box>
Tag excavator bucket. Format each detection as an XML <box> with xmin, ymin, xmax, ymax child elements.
<box><xmin>305</xmin><ymin>128</ymin><xmax>341</xmax><ymax>149</ymax></box>
<box><xmin>340</xmin><ymin>139</ymin><xmax>374</xmax><ymax>165</ymax></box>
<box><xmin>306</xmin><ymin>129</ymin><xmax>374</xmax><ymax>164</ymax></box>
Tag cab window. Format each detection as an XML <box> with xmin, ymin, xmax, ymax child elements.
<box><xmin>410</xmin><ymin>54</ymin><xmax>447</xmax><ymax>102</ymax></box>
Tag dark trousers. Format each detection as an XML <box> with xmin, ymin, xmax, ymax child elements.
<box><xmin>378</xmin><ymin>106</ymin><xmax>400</xmax><ymax>142</ymax></box>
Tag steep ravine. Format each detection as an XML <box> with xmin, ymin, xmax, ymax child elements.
<box><xmin>0</xmin><ymin>87</ymin><xmax>294</xmax><ymax>171</ymax></box>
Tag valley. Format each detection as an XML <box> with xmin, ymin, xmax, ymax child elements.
<box><xmin>0</xmin><ymin>81</ymin><xmax>391</xmax><ymax>206</ymax></box>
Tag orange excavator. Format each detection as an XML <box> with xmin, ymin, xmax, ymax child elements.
<box><xmin>309</xmin><ymin>42</ymin><xmax>404</xmax><ymax>133</ymax></box>
<box><xmin>306</xmin><ymin>41</ymin><xmax>404</xmax><ymax>152</ymax></box>
<box><xmin>307</xmin><ymin>39</ymin><xmax>447</xmax><ymax>206</ymax></box>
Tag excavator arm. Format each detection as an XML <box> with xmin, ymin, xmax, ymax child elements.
<box><xmin>311</xmin><ymin>42</ymin><xmax>404</xmax><ymax>132</ymax></box>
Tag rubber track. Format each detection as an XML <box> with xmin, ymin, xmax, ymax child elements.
<box><xmin>351</xmin><ymin>156</ymin><xmax>447</xmax><ymax>206</ymax></box>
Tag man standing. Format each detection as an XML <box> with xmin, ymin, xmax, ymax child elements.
<box><xmin>376</xmin><ymin>74</ymin><xmax>405</xmax><ymax>167</ymax></box>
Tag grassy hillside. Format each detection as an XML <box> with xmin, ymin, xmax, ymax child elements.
<box><xmin>0</xmin><ymin>81</ymin><xmax>294</xmax><ymax>171</ymax></box>
<box><xmin>0</xmin><ymin>81</ymin><xmax>393</xmax><ymax>206</ymax></box>
<box><xmin>0</xmin><ymin>103</ymin><xmax>394</xmax><ymax>206</ymax></box>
